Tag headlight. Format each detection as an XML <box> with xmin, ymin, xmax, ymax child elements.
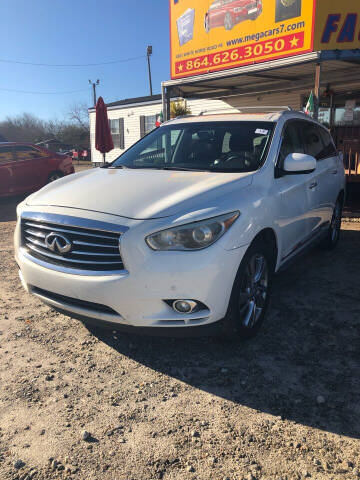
<box><xmin>145</xmin><ymin>211</ymin><xmax>240</xmax><ymax>251</ymax></box>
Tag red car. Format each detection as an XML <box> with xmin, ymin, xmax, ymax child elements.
<box><xmin>205</xmin><ymin>0</ymin><xmax>262</xmax><ymax>32</ymax></box>
<box><xmin>0</xmin><ymin>142</ymin><xmax>74</xmax><ymax>198</ymax></box>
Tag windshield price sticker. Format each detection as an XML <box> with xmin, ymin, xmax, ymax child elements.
<box><xmin>255</xmin><ymin>129</ymin><xmax>269</xmax><ymax>135</ymax></box>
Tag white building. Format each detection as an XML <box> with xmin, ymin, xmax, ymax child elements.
<box><xmin>89</xmin><ymin>91</ymin><xmax>302</xmax><ymax>165</ymax></box>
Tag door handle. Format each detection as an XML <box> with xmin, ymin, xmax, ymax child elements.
<box><xmin>309</xmin><ymin>182</ymin><xmax>318</xmax><ymax>190</ymax></box>
<box><xmin>330</xmin><ymin>169</ymin><xmax>338</xmax><ymax>175</ymax></box>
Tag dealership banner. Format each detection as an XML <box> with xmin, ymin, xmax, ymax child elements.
<box><xmin>314</xmin><ymin>0</ymin><xmax>360</xmax><ymax>51</ymax></box>
<box><xmin>170</xmin><ymin>0</ymin><xmax>316</xmax><ymax>79</ymax></box>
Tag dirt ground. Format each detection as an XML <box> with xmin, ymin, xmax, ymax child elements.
<box><xmin>0</xmin><ymin>195</ymin><xmax>360</xmax><ymax>480</ymax></box>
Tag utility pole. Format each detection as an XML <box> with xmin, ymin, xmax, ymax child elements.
<box><xmin>147</xmin><ymin>46</ymin><xmax>153</xmax><ymax>96</ymax></box>
<box><xmin>89</xmin><ymin>79</ymin><xmax>100</xmax><ymax>106</ymax></box>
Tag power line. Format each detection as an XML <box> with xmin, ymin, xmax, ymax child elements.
<box><xmin>0</xmin><ymin>87</ymin><xmax>89</xmax><ymax>95</ymax></box>
<box><xmin>0</xmin><ymin>54</ymin><xmax>146</xmax><ymax>67</ymax></box>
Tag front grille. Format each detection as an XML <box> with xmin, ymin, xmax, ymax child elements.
<box><xmin>21</xmin><ymin>215</ymin><xmax>125</xmax><ymax>272</ymax></box>
<box><xmin>31</xmin><ymin>286</ymin><xmax>119</xmax><ymax>315</ymax></box>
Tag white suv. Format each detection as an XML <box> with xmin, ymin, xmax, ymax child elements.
<box><xmin>15</xmin><ymin>110</ymin><xmax>345</xmax><ymax>338</ymax></box>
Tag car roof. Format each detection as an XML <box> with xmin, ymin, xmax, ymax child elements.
<box><xmin>162</xmin><ymin>110</ymin><xmax>316</xmax><ymax>126</ymax></box>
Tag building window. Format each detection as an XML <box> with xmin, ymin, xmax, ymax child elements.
<box><xmin>140</xmin><ymin>115</ymin><xmax>157</xmax><ymax>138</ymax></box>
<box><xmin>109</xmin><ymin>118</ymin><xmax>125</xmax><ymax>149</ymax></box>
<box><xmin>334</xmin><ymin>106</ymin><xmax>360</xmax><ymax>126</ymax></box>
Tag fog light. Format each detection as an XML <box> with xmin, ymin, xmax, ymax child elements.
<box><xmin>173</xmin><ymin>300</ymin><xmax>197</xmax><ymax>314</ymax></box>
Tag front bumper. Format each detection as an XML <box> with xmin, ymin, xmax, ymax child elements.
<box><xmin>15</xmin><ymin>211</ymin><xmax>247</xmax><ymax>331</ymax></box>
<box><xmin>43</xmin><ymin>303</ymin><xmax>225</xmax><ymax>337</ymax></box>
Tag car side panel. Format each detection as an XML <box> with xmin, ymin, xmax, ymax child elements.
<box><xmin>210</xmin><ymin>4</ymin><xmax>225</xmax><ymax>27</ymax></box>
<box><xmin>307</xmin><ymin>157</ymin><xmax>336</xmax><ymax>235</ymax></box>
<box><xmin>233</xmin><ymin>0</ymin><xmax>248</xmax><ymax>21</ymax></box>
<box><xmin>12</xmin><ymin>154</ymin><xmax>41</xmax><ymax>193</ymax></box>
<box><xmin>302</xmin><ymin>123</ymin><xmax>345</xmax><ymax>236</ymax></box>
<box><xmin>0</xmin><ymin>156</ymin><xmax>14</xmax><ymax>196</ymax></box>
<box><xmin>37</xmin><ymin>155</ymin><xmax>63</xmax><ymax>187</ymax></box>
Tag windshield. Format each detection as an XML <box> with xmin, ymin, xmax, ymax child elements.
<box><xmin>111</xmin><ymin>121</ymin><xmax>274</xmax><ymax>172</ymax></box>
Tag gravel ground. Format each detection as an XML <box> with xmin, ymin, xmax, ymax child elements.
<box><xmin>0</xmin><ymin>196</ymin><xmax>360</xmax><ymax>480</ymax></box>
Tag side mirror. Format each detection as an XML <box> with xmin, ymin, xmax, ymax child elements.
<box><xmin>282</xmin><ymin>153</ymin><xmax>316</xmax><ymax>175</ymax></box>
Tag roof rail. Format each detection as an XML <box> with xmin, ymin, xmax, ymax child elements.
<box><xmin>199</xmin><ymin>106</ymin><xmax>292</xmax><ymax>115</ymax></box>
<box><xmin>174</xmin><ymin>114</ymin><xmax>196</xmax><ymax>120</ymax></box>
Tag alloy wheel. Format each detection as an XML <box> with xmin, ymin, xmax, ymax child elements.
<box><xmin>238</xmin><ymin>253</ymin><xmax>268</xmax><ymax>328</ymax></box>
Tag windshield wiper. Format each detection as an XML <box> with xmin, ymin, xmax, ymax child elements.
<box><xmin>158</xmin><ymin>166</ymin><xmax>211</xmax><ymax>172</ymax></box>
<box><xmin>106</xmin><ymin>165</ymin><xmax>212</xmax><ymax>172</ymax></box>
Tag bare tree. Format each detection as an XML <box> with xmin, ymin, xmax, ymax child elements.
<box><xmin>67</xmin><ymin>102</ymin><xmax>89</xmax><ymax>129</ymax></box>
<box><xmin>46</xmin><ymin>118</ymin><xmax>66</xmax><ymax>139</ymax></box>
<box><xmin>0</xmin><ymin>111</ymin><xmax>90</xmax><ymax>149</ymax></box>
<box><xmin>0</xmin><ymin>113</ymin><xmax>47</xmax><ymax>143</ymax></box>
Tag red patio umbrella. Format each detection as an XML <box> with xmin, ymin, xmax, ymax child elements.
<box><xmin>95</xmin><ymin>96</ymin><xmax>114</xmax><ymax>163</ymax></box>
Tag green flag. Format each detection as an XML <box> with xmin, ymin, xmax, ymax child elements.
<box><xmin>305</xmin><ymin>91</ymin><xmax>315</xmax><ymax>116</ymax></box>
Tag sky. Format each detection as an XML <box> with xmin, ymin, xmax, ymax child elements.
<box><xmin>0</xmin><ymin>0</ymin><xmax>170</xmax><ymax>121</ymax></box>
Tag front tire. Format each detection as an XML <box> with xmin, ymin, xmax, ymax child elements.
<box><xmin>221</xmin><ymin>239</ymin><xmax>275</xmax><ymax>339</ymax></box>
<box><xmin>320</xmin><ymin>197</ymin><xmax>343</xmax><ymax>250</ymax></box>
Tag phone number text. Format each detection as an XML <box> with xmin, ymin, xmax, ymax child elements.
<box><xmin>175</xmin><ymin>32</ymin><xmax>305</xmax><ymax>75</ymax></box>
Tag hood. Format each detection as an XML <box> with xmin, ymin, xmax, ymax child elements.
<box><xmin>27</xmin><ymin>168</ymin><xmax>253</xmax><ymax>219</ymax></box>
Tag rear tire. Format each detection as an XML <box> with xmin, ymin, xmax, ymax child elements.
<box><xmin>221</xmin><ymin>239</ymin><xmax>275</xmax><ymax>339</ymax></box>
<box><xmin>204</xmin><ymin>14</ymin><xmax>210</xmax><ymax>33</ymax></box>
<box><xmin>320</xmin><ymin>196</ymin><xmax>343</xmax><ymax>250</ymax></box>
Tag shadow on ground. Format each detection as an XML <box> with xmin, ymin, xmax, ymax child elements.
<box><xmin>87</xmin><ymin>228</ymin><xmax>360</xmax><ymax>440</ymax></box>
<box><xmin>0</xmin><ymin>194</ymin><xmax>26</xmax><ymax>222</ymax></box>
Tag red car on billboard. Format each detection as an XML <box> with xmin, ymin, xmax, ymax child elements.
<box><xmin>205</xmin><ymin>0</ymin><xmax>263</xmax><ymax>32</ymax></box>
<box><xmin>0</xmin><ymin>143</ymin><xmax>74</xmax><ymax>197</ymax></box>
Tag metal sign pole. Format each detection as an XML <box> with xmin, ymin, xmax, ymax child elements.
<box><xmin>314</xmin><ymin>63</ymin><xmax>322</xmax><ymax>121</ymax></box>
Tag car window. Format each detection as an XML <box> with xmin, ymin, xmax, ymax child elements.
<box><xmin>112</xmin><ymin>121</ymin><xmax>275</xmax><ymax>173</ymax></box>
<box><xmin>135</xmin><ymin>129</ymin><xmax>182</xmax><ymax>165</ymax></box>
<box><xmin>278</xmin><ymin>121</ymin><xmax>305</xmax><ymax>166</ymax></box>
<box><xmin>302</xmin><ymin>123</ymin><xmax>326</xmax><ymax>160</ymax></box>
<box><xmin>12</xmin><ymin>145</ymin><xmax>42</xmax><ymax>161</ymax></box>
<box><xmin>318</xmin><ymin>127</ymin><xmax>337</xmax><ymax>159</ymax></box>
<box><xmin>0</xmin><ymin>146</ymin><xmax>15</xmax><ymax>164</ymax></box>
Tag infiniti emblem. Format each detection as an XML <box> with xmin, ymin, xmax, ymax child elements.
<box><xmin>45</xmin><ymin>232</ymin><xmax>72</xmax><ymax>254</ymax></box>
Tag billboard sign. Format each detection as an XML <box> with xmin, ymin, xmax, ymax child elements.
<box><xmin>170</xmin><ymin>0</ymin><xmax>316</xmax><ymax>79</ymax></box>
<box><xmin>314</xmin><ymin>0</ymin><xmax>360</xmax><ymax>51</ymax></box>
